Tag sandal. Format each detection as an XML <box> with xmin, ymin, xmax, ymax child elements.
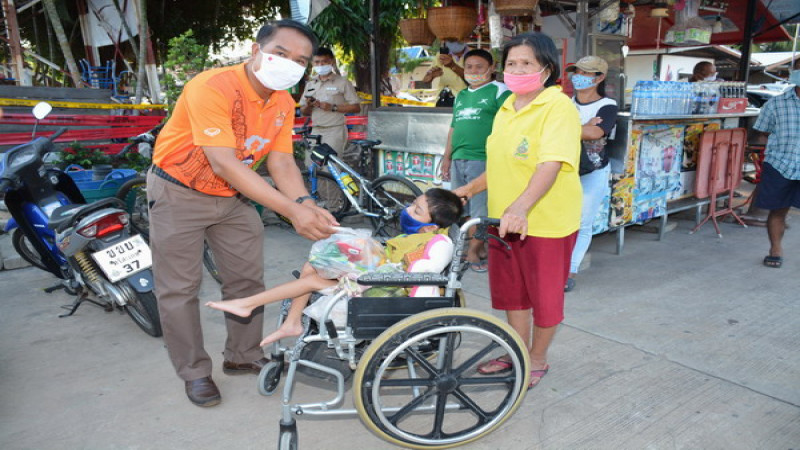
<box><xmin>528</xmin><ymin>365</ymin><xmax>550</xmax><ymax>390</ymax></box>
<box><xmin>763</xmin><ymin>255</ymin><xmax>782</xmax><ymax>268</ymax></box>
<box><xmin>468</xmin><ymin>260</ymin><xmax>488</xmax><ymax>273</ymax></box>
<box><xmin>477</xmin><ymin>357</ymin><xmax>512</xmax><ymax>375</ymax></box>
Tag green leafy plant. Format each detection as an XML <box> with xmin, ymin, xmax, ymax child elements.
<box><xmin>163</xmin><ymin>30</ymin><xmax>217</xmax><ymax>111</ymax></box>
<box><xmin>59</xmin><ymin>142</ymin><xmax>111</xmax><ymax>168</ymax></box>
<box><xmin>117</xmin><ymin>151</ymin><xmax>150</xmax><ymax>173</ymax></box>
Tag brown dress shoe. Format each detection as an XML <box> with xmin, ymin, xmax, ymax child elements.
<box><xmin>185</xmin><ymin>376</ymin><xmax>221</xmax><ymax>407</ymax></box>
<box><xmin>222</xmin><ymin>357</ymin><xmax>270</xmax><ymax>375</ymax></box>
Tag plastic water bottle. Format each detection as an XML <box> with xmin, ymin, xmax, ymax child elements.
<box><xmin>641</xmin><ymin>81</ymin><xmax>652</xmax><ymax>115</ymax></box>
<box><xmin>632</xmin><ymin>82</ymin><xmax>641</xmax><ymax>114</ymax></box>
<box><xmin>340</xmin><ymin>173</ymin><xmax>359</xmax><ymax>195</ymax></box>
<box><xmin>653</xmin><ymin>82</ymin><xmax>663</xmax><ymax>115</ymax></box>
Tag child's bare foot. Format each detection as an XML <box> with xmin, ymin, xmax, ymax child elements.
<box><xmin>205</xmin><ymin>300</ymin><xmax>254</xmax><ymax>318</ymax></box>
<box><xmin>260</xmin><ymin>322</ymin><xmax>305</xmax><ymax>347</ymax></box>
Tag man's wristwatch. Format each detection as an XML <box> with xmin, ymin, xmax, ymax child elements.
<box><xmin>296</xmin><ymin>195</ymin><xmax>315</xmax><ymax>204</ymax></box>
<box><xmin>332</xmin><ymin>104</ymin><xmax>338</xmax><ymax>112</ymax></box>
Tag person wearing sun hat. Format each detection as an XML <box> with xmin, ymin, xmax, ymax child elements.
<box><xmin>563</xmin><ymin>55</ymin><xmax>618</xmax><ymax>292</ymax></box>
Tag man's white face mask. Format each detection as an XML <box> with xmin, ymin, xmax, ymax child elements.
<box><xmin>254</xmin><ymin>52</ymin><xmax>306</xmax><ymax>91</ymax></box>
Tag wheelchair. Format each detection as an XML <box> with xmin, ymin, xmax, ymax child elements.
<box><xmin>258</xmin><ymin>217</ymin><xmax>531</xmax><ymax>450</ymax></box>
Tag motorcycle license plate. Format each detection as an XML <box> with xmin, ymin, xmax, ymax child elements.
<box><xmin>91</xmin><ymin>235</ymin><xmax>152</xmax><ymax>283</ymax></box>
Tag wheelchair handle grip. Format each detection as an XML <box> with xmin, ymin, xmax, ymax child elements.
<box><xmin>480</xmin><ymin>217</ymin><xmax>501</xmax><ymax>227</ymax></box>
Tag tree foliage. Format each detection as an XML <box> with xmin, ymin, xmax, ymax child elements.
<box><xmin>310</xmin><ymin>0</ymin><xmax>437</xmax><ymax>92</ymax></box>
<box><xmin>13</xmin><ymin>0</ymin><xmax>287</xmax><ymax>73</ymax></box>
<box><xmin>162</xmin><ymin>30</ymin><xmax>217</xmax><ymax>110</ymax></box>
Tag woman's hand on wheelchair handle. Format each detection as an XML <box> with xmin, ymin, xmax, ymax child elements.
<box><xmin>499</xmin><ymin>201</ymin><xmax>529</xmax><ymax>239</ymax></box>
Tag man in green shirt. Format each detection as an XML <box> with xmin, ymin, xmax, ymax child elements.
<box><xmin>441</xmin><ymin>49</ymin><xmax>511</xmax><ymax>272</ymax></box>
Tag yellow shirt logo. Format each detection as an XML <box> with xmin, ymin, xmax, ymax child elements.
<box><xmin>514</xmin><ymin>137</ymin><xmax>529</xmax><ymax>160</ymax></box>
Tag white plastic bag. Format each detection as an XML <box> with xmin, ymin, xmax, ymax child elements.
<box><xmin>308</xmin><ymin>227</ymin><xmax>385</xmax><ymax>279</ymax></box>
<box><xmin>303</xmin><ymin>292</ymin><xmax>349</xmax><ymax>328</ymax></box>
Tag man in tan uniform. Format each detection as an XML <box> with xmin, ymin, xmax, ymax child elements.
<box><xmin>299</xmin><ymin>47</ymin><xmax>361</xmax><ymax>158</ymax></box>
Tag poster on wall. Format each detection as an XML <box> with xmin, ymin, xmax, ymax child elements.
<box><xmin>632</xmin><ymin>124</ymin><xmax>685</xmax><ymax>222</ymax></box>
<box><xmin>380</xmin><ymin>150</ymin><xmax>446</xmax><ymax>191</ymax></box>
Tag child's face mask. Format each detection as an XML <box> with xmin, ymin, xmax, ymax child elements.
<box><xmin>400</xmin><ymin>209</ymin><xmax>436</xmax><ymax>234</ymax></box>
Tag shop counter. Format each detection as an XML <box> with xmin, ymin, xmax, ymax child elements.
<box><xmin>604</xmin><ymin>109</ymin><xmax>760</xmax><ymax>253</ymax></box>
<box><xmin>367</xmin><ymin>108</ymin><xmax>452</xmax><ymax>190</ymax></box>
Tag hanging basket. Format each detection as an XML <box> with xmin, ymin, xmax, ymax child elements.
<box><xmin>400</xmin><ymin>18</ymin><xmax>436</xmax><ymax>46</ymax></box>
<box><xmin>427</xmin><ymin>6</ymin><xmax>478</xmax><ymax>42</ymax></box>
<box><xmin>494</xmin><ymin>0</ymin><xmax>539</xmax><ymax>16</ymax></box>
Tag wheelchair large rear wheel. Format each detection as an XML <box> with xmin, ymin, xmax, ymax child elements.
<box><xmin>353</xmin><ymin>308</ymin><xmax>530</xmax><ymax>449</ymax></box>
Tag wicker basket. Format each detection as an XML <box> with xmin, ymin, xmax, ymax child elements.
<box><xmin>427</xmin><ymin>6</ymin><xmax>478</xmax><ymax>42</ymax></box>
<box><xmin>400</xmin><ymin>18</ymin><xmax>435</xmax><ymax>46</ymax></box>
<box><xmin>494</xmin><ymin>0</ymin><xmax>539</xmax><ymax>16</ymax></box>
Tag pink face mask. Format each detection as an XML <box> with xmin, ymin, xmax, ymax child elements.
<box><xmin>503</xmin><ymin>67</ymin><xmax>547</xmax><ymax>95</ymax></box>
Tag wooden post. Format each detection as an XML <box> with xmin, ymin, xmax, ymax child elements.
<box><xmin>76</xmin><ymin>0</ymin><xmax>100</xmax><ymax>66</ymax></box>
<box><xmin>1</xmin><ymin>0</ymin><xmax>26</xmax><ymax>85</ymax></box>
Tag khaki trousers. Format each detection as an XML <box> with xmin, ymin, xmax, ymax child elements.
<box><xmin>309</xmin><ymin>125</ymin><xmax>348</xmax><ymax>165</ymax></box>
<box><xmin>147</xmin><ymin>171</ymin><xmax>265</xmax><ymax>381</ymax></box>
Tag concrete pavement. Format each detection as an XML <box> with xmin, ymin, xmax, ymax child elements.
<box><xmin>1</xmin><ymin>212</ymin><xmax>798</xmax><ymax>449</ymax></box>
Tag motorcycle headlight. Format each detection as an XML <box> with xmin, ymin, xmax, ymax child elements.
<box><xmin>8</xmin><ymin>146</ymin><xmax>37</xmax><ymax>169</ymax></box>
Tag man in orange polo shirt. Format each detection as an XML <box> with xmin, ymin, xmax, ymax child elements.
<box><xmin>148</xmin><ymin>20</ymin><xmax>337</xmax><ymax>407</ymax></box>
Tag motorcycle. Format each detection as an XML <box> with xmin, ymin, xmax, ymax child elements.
<box><xmin>0</xmin><ymin>102</ymin><xmax>161</xmax><ymax>337</ymax></box>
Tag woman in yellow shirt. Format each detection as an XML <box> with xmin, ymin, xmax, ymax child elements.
<box><xmin>454</xmin><ymin>32</ymin><xmax>582</xmax><ymax>389</ymax></box>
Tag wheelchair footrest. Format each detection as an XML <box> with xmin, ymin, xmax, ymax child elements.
<box><xmin>348</xmin><ymin>296</ymin><xmax>455</xmax><ymax>340</ymax></box>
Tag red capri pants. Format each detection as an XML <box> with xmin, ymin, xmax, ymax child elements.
<box><xmin>488</xmin><ymin>229</ymin><xmax>577</xmax><ymax>328</ymax></box>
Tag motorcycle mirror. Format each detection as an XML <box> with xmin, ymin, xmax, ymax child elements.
<box><xmin>32</xmin><ymin>102</ymin><xmax>52</xmax><ymax>120</ymax></box>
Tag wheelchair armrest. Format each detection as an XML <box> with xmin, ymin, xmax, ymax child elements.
<box><xmin>356</xmin><ymin>272</ymin><xmax>449</xmax><ymax>286</ymax></box>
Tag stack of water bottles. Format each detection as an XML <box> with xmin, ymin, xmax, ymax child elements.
<box><xmin>631</xmin><ymin>81</ymin><xmax>694</xmax><ymax>116</ymax></box>
<box><xmin>691</xmin><ymin>81</ymin><xmax>721</xmax><ymax>115</ymax></box>
<box><xmin>632</xmin><ymin>81</ymin><xmax>748</xmax><ymax>116</ymax></box>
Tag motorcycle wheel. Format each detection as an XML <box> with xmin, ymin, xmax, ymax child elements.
<box><xmin>11</xmin><ymin>229</ymin><xmax>49</xmax><ymax>271</ymax></box>
<box><xmin>121</xmin><ymin>288</ymin><xmax>162</xmax><ymax>337</ymax></box>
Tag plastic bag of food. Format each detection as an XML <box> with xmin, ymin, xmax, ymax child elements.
<box><xmin>309</xmin><ymin>227</ymin><xmax>385</xmax><ymax>279</ymax></box>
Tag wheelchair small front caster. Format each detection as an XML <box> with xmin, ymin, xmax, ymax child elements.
<box><xmin>258</xmin><ymin>360</ymin><xmax>283</xmax><ymax>396</ymax></box>
<box><xmin>278</xmin><ymin>420</ymin><xmax>298</xmax><ymax>450</ymax></box>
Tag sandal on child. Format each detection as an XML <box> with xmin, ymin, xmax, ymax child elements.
<box><xmin>477</xmin><ymin>357</ymin><xmax>513</xmax><ymax>375</ymax></box>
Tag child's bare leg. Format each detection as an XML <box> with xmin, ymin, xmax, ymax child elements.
<box><xmin>260</xmin><ymin>292</ymin><xmax>312</xmax><ymax>346</ymax></box>
<box><xmin>206</xmin><ymin>263</ymin><xmax>333</xmax><ymax>317</ymax></box>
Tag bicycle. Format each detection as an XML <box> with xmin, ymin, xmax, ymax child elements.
<box><xmin>294</xmin><ymin>122</ymin><xmax>422</xmax><ymax>237</ymax></box>
<box><xmin>113</xmin><ymin>124</ymin><xmax>224</xmax><ymax>284</ymax></box>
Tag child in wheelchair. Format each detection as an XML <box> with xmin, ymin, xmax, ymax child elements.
<box><xmin>206</xmin><ymin>188</ymin><xmax>463</xmax><ymax>347</ymax></box>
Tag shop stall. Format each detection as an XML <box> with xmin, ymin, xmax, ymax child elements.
<box><xmin>605</xmin><ymin>108</ymin><xmax>759</xmax><ymax>253</ymax></box>
<box><xmin>363</xmin><ymin>0</ymin><xmax>792</xmax><ymax>247</ymax></box>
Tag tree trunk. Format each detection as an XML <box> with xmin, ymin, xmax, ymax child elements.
<box><xmin>354</xmin><ymin>37</ymin><xmax>392</xmax><ymax>98</ymax></box>
<box><xmin>42</xmin><ymin>0</ymin><xmax>82</xmax><ymax>87</ymax></box>
<box><xmin>134</xmin><ymin>0</ymin><xmax>148</xmax><ymax>105</ymax></box>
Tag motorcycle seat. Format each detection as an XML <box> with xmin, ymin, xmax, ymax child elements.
<box><xmin>49</xmin><ymin>198</ymin><xmax>124</xmax><ymax>233</ymax></box>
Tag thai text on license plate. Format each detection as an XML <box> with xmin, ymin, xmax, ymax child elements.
<box><xmin>91</xmin><ymin>235</ymin><xmax>152</xmax><ymax>283</ymax></box>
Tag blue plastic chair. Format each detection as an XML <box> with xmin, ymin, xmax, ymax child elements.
<box><xmin>79</xmin><ymin>59</ymin><xmax>116</xmax><ymax>90</ymax></box>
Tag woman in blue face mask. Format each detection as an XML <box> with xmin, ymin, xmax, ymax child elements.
<box><xmin>564</xmin><ymin>56</ymin><xmax>619</xmax><ymax>292</ymax></box>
